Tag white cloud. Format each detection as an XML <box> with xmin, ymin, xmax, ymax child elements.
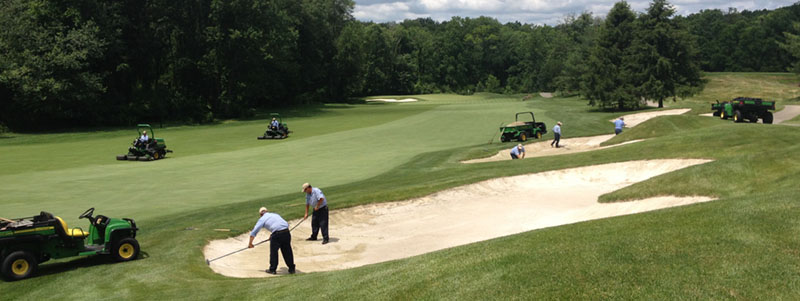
<box><xmin>353</xmin><ymin>0</ymin><xmax>799</xmax><ymax>25</ymax></box>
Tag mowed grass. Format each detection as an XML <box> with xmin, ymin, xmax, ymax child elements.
<box><xmin>2</xmin><ymin>74</ymin><xmax>800</xmax><ymax>299</ymax></box>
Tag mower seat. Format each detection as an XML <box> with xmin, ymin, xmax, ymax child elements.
<box><xmin>55</xmin><ymin>216</ymin><xmax>90</xmax><ymax>238</ymax></box>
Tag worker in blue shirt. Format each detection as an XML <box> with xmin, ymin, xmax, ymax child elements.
<box><xmin>551</xmin><ymin>121</ymin><xmax>562</xmax><ymax>148</ymax></box>
<box><xmin>249</xmin><ymin>207</ymin><xmax>295</xmax><ymax>274</ymax></box>
<box><xmin>614</xmin><ymin>117</ymin><xmax>625</xmax><ymax>135</ymax></box>
<box><xmin>270</xmin><ymin>118</ymin><xmax>279</xmax><ymax>130</ymax></box>
<box><xmin>510</xmin><ymin>144</ymin><xmax>525</xmax><ymax>159</ymax></box>
<box><xmin>303</xmin><ymin>183</ymin><xmax>329</xmax><ymax>244</ymax></box>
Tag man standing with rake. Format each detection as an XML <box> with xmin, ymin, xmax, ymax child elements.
<box><xmin>302</xmin><ymin>183</ymin><xmax>330</xmax><ymax>245</ymax></box>
<box><xmin>249</xmin><ymin>207</ymin><xmax>295</xmax><ymax>274</ymax></box>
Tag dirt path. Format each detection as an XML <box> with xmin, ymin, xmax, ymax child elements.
<box><xmin>465</xmin><ymin>109</ymin><xmax>690</xmax><ymax>164</ymax></box>
<box><xmin>204</xmin><ymin>159</ymin><xmax>713</xmax><ymax>278</ymax></box>
<box><xmin>772</xmin><ymin>105</ymin><xmax>800</xmax><ymax>124</ymax></box>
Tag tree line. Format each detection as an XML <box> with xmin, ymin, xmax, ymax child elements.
<box><xmin>2</xmin><ymin>0</ymin><xmax>800</xmax><ymax>130</ymax></box>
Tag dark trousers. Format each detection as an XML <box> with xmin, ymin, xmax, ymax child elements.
<box><xmin>511</xmin><ymin>153</ymin><xmax>519</xmax><ymax>159</ymax></box>
<box><xmin>310</xmin><ymin>206</ymin><xmax>329</xmax><ymax>240</ymax></box>
<box><xmin>269</xmin><ymin>231</ymin><xmax>295</xmax><ymax>272</ymax></box>
<box><xmin>551</xmin><ymin>133</ymin><xmax>561</xmax><ymax>147</ymax></box>
<box><xmin>615</xmin><ymin>128</ymin><xmax>622</xmax><ymax>135</ymax></box>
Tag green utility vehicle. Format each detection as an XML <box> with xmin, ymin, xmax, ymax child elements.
<box><xmin>499</xmin><ymin>112</ymin><xmax>547</xmax><ymax>142</ymax></box>
<box><xmin>712</xmin><ymin>97</ymin><xmax>775</xmax><ymax>124</ymax></box>
<box><xmin>258</xmin><ymin>113</ymin><xmax>291</xmax><ymax>139</ymax></box>
<box><xmin>116</xmin><ymin>124</ymin><xmax>172</xmax><ymax>161</ymax></box>
<box><xmin>0</xmin><ymin>208</ymin><xmax>139</xmax><ymax>281</ymax></box>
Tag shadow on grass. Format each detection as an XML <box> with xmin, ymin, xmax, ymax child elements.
<box><xmin>31</xmin><ymin>251</ymin><xmax>150</xmax><ymax>280</ymax></box>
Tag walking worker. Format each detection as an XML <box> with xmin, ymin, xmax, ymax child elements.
<box><xmin>551</xmin><ymin>121</ymin><xmax>562</xmax><ymax>148</ymax></box>
<box><xmin>302</xmin><ymin>183</ymin><xmax>329</xmax><ymax>244</ymax></box>
<box><xmin>510</xmin><ymin>144</ymin><xmax>525</xmax><ymax>159</ymax></box>
<box><xmin>249</xmin><ymin>207</ymin><xmax>295</xmax><ymax>275</ymax></box>
<box><xmin>614</xmin><ymin>117</ymin><xmax>625</xmax><ymax>135</ymax></box>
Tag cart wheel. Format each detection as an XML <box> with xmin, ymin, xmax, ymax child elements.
<box><xmin>763</xmin><ymin>112</ymin><xmax>773</xmax><ymax>124</ymax></box>
<box><xmin>733</xmin><ymin>110</ymin><xmax>742</xmax><ymax>123</ymax></box>
<box><xmin>518</xmin><ymin>133</ymin><xmax>527</xmax><ymax>142</ymax></box>
<box><xmin>2</xmin><ymin>251</ymin><xmax>38</xmax><ymax>281</ymax></box>
<box><xmin>153</xmin><ymin>152</ymin><xmax>160</xmax><ymax>160</ymax></box>
<box><xmin>112</xmin><ymin>237</ymin><xmax>140</xmax><ymax>262</ymax></box>
<box><xmin>536</xmin><ymin>132</ymin><xmax>542</xmax><ymax>139</ymax></box>
<box><xmin>720</xmin><ymin>111</ymin><xmax>726</xmax><ymax>119</ymax></box>
<box><xmin>500</xmin><ymin>135</ymin><xmax>509</xmax><ymax>142</ymax></box>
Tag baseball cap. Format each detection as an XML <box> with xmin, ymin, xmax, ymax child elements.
<box><xmin>301</xmin><ymin>183</ymin><xmax>310</xmax><ymax>192</ymax></box>
<box><xmin>259</xmin><ymin>207</ymin><xmax>267</xmax><ymax>214</ymax></box>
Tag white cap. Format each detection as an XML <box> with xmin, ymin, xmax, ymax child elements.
<box><xmin>259</xmin><ymin>207</ymin><xmax>267</xmax><ymax>214</ymax></box>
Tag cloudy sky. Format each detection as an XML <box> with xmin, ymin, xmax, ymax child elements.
<box><xmin>353</xmin><ymin>0</ymin><xmax>799</xmax><ymax>25</ymax></box>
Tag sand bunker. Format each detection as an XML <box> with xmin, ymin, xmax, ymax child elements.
<box><xmin>204</xmin><ymin>159</ymin><xmax>713</xmax><ymax>278</ymax></box>
<box><xmin>613</xmin><ymin>108</ymin><xmax>690</xmax><ymax>127</ymax></box>
<box><xmin>539</xmin><ymin>92</ymin><xmax>554</xmax><ymax>98</ymax></box>
<box><xmin>366</xmin><ymin>98</ymin><xmax>418</xmax><ymax>103</ymax></box>
<box><xmin>465</xmin><ymin>109</ymin><xmax>690</xmax><ymax>164</ymax></box>
<box><xmin>464</xmin><ymin>135</ymin><xmax>643</xmax><ymax>163</ymax></box>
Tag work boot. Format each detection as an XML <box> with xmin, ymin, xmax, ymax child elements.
<box><xmin>288</xmin><ymin>269</ymin><xmax>296</xmax><ymax>274</ymax></box>
<box><xmin>306</xmin><ymin>237</ymin><xmax>317</xmax><ymax>241</ymax></box>
<box><xmin>266</xmin><ymin>270</ymin><xmax>277</xmax><ymax>275</ymax></box>
<box><xmin>322</xmin><ymin>239</ymin><xmax>329</xmax><ymax>245</ymax></box>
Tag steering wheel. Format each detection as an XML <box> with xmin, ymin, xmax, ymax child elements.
<box><xmin>79</xmin><ymin>208</ymin><xmax>95</xmax><ymax>220</ymax></box>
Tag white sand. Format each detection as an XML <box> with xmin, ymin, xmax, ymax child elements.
<box><xmin>465</xmin><ymin>109</ymin><xmax>691</xmax><ymax>164</ymax></box>
<box><xmin>204</xmin><ymin>159</ymin><xmax>714</xmax><ymax>278</ymax></box>
<box><xmin>539</xmin><ymin>92</ymin><xmax>554</xmax><ymax>98</ymax></box>
<box><xmin>366</xmin><ymin>98</ymin><xmax>418</xmax><ymax>103</ymax></box>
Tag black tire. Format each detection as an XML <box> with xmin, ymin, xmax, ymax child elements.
<box><xmin>518</xmin><ymin>133</ymin><xmax>527</xmax><ymax>142</ymax></box>
<box><xmin>733</xmin><ymin>110</ymin><xmax>742</xmax><ymax>123</ymax></box>
<box><xmin>720</xmin><ymin>110</ymin><xmax>727</xmax><ymax>119</ymax></box>
<box><xmin>2</xmin><ymin>251</ymin><xmax>38</xmax><ymax>281</ymax></box>
<box><xmin>152</xmin><ymin>152</ymin><xmax>161</xmax><ymax>160</ymax></box>
<box><xmin>500</xmin><ymin>135</ymin><xmax>509</xmax><ymax>143</ymax></box>
<box><xmin>712</xmin><ymin>111</ymin><xmax>721</xmax><ymax>117</ymax></box>
<box><xmin>112</xmin><ymin>237</ymin><xmax>140</xmax><ymax>262</ymax></box>
<box><xmin>763</xmin><ymin>112</ymin><xmax>773</xmax><ymax>124</ymax></box>
<box><xmin>536</xmin><ymin>131</ymin><xmax>542</xmax><ymax>139</ymax></box>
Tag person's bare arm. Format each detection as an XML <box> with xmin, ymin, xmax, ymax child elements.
<box><xmin>315</xmin><ymin>198</ymin><xmax>324</xmax><ymax>210</ymax></box>
<box><xmin>304</xmin><ymin>204</ymin><xmax>309</xmax><ymax>219</ymax></box>
<box><xmin>248</xmin><ymin>235</ymin><xmax>255</xmax><ymax>248</ymax></box>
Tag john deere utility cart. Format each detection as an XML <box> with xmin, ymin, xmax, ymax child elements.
<box><xmin>712</xmin><ymin>97</ymin><xmax>775</xmax><ymax>124</ymax></box>
<box><xmin>258</xmin><ymin>113</ymin><xmax>291</xmax><ymax>140</ymax></box>
<box><xmin>116</xmin><ymin>124</ymin><xmax>172</xmax><ymax>161</ymax></box>
<box><xmin>499</xmin><ymin>112</ymin><xmax>547</xmax><ymax>142</ymax></box>
<box><xmin>0</xmin><ymin>208</ymin><xmax>139</xmax><ymax>281</ymax></box>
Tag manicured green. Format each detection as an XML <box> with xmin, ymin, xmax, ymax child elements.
<box><xmin>2</xmin><ymin>75</ymin><xmax>800</xmax><ymax>299</ymax></box>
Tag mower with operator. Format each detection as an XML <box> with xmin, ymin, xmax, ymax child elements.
<box><xmin>258</xmin><ymin>113</ymin><xmax>291</xmax><ymax>140</ymax></box>
<box><xmin>116</xmin><ymin>124</ymin><xmax>172</xmax><ymax>161</ymax></box>
<box><xmin>499</xmin><ymin>112</ymin><xmax>547</xmax><ymax>142</ymax></box>
<box><xmin>0</xmin><ymin>208</ymin><xmax>139</xmax><ymax>281</ymax></box>
<box><xmin>712</xmin><ymin>97</ymin><xmax>775</xmax><ymax>124</ymax></box>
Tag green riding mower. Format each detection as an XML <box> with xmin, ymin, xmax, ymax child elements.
<box><xmin>0</xmin><ymin>208</ymin><xmax>140</xmax><ymax>281</ymax></box>
<box><xmin>499</xmin><ymin>112</ymin><xmax>548</xmax><ymax>142</ymax></box>
<box><xmin>116</xmin><ymin>124</ymin><xmax>172</xmax><ymax>161</ymax></box>
<box><xmin>258</xmin><ymin>113</ymin><xmax>291</xmax><ymax>140</ymax></box>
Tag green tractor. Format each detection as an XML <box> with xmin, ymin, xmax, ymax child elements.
<box><xmin>0</xmin><ymin>208</ymin><xmax>140</xmax><ymax>281</ymax></box>
<box><xmin>258</xmin><ymin>113</ymin><xmax>291</xmax><ymax>140</ymax></box>
<box><xmin>711</xmin><ymin>97</ymin><xmax>775</xmax><ymax>124</ymax></box>
<box><xmin>116</xmin><ymin>124</ymin><xmax>172</xmax><ymax>161</ymax></box>
<box><xmin>499</xmin><ymin>112</ymin><xmax>548</xmax><ymax>142</ymax></box>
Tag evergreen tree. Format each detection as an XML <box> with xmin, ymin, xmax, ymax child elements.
<box><xmin>582</xmin><ymin>1</ymin><xmax>637</xmax><ymax>109</ymax></box>
<box><xmin>628</xmin><ymin>0</ymin><xmax>703</xmax><ymax>108</ymax></box>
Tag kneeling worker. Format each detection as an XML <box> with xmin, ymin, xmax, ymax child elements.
<box><xmin>249</xmin><ymin>207</ymin><xmax>295</xmax><ymax>274</ymax></box>
<box><xmin>510</xmin><ymin>143</ymin><xmax>525</xmax><ymax>159</ymax></box>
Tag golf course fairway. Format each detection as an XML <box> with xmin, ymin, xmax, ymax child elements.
<box><xmin>2</xmin><ymin>73</ymin><xmax>800</xmax><ymax>299</ymax></box>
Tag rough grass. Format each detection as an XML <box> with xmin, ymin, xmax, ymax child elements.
<box><xmin>3</xmin><ymin>74</ymin><xmax>800</xmax><ymax>299</ymax></box>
